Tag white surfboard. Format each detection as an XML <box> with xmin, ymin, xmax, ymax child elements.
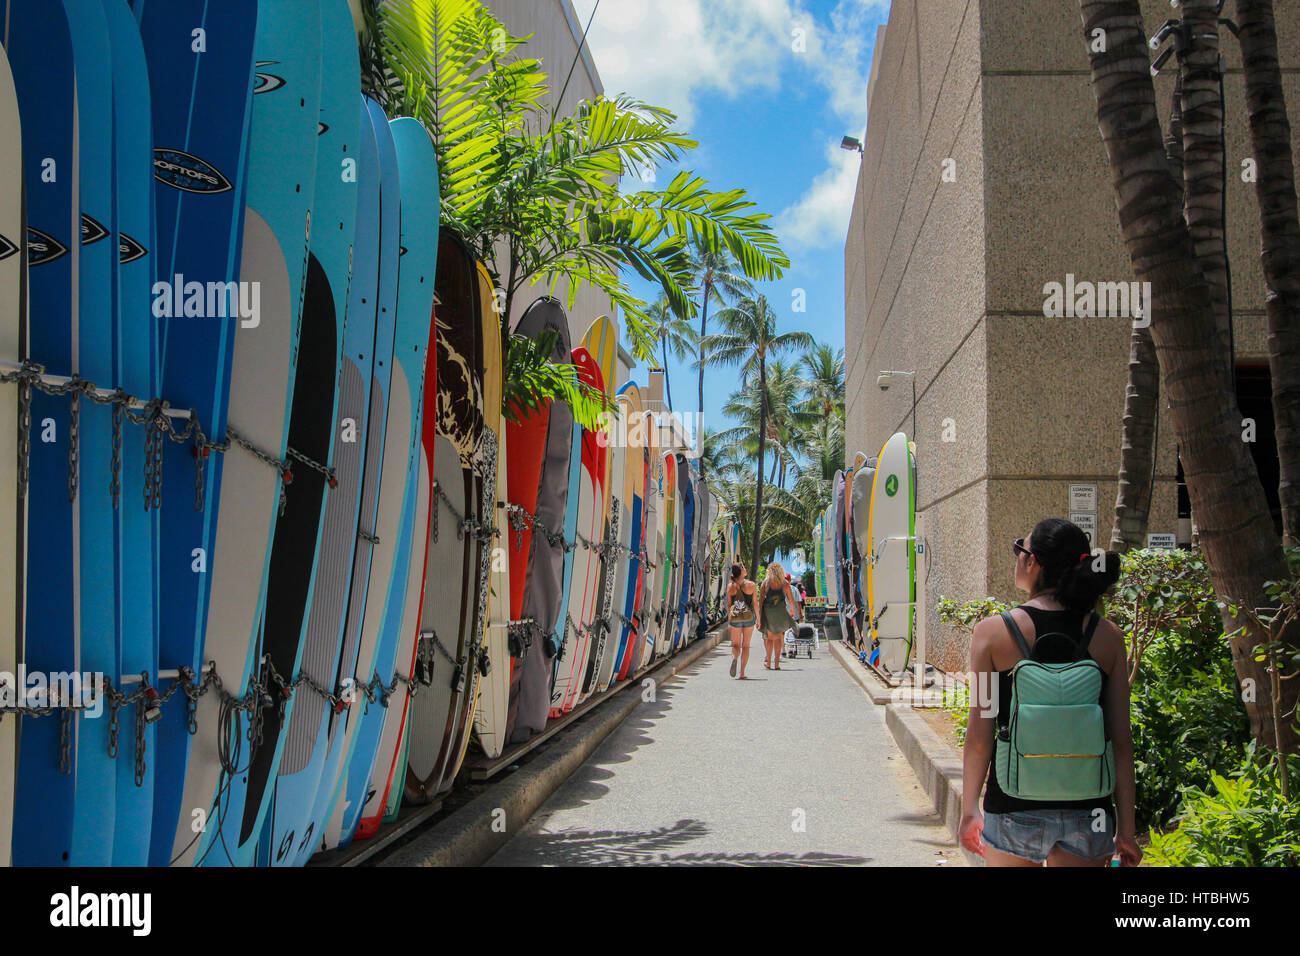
<box><xmin>868</xmin><ymin>433</ymin><xmax>915</xmax><ymax>674</ymax></box>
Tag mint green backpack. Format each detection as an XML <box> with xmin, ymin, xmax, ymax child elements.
<box><xmin>994</xmin><ymin>611</ymin><xmax>1115</xmax><ymax>801</ymax></box>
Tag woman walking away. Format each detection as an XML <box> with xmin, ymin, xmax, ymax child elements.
<box><xmin>959</xmin><ymin>518</ymin><xmax>1141</xmax><ymax>867</ymax></box>
<box><xmin>758</xmin><ymin>562</ymin><xmax>799</xmax><ymax>670</ymax></box>
<box><xmin>727</xmin><ymin>563</ymin><xmax>759</xmax><ymax>679</ymax></box>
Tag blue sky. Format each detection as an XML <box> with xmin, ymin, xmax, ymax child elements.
<box><xmin>568</xmin><ymin>0</ymin><xmax>890</xmax><ymax>439</ymax></box>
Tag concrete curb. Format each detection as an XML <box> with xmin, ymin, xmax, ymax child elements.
<box><xmin>828</xmin><ymin>639</ymin><xmax>983</xmax><ymax>867</ymax></box>
<box><xmin>377</xmin><ymin>627</ymin><xmax>726</xmax><ymax>867</ymax></box>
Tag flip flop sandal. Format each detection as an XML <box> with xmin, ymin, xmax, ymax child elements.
<box><xmin>730</xmin><ymin>659</ymin><xmax>738</xmax><ymax>678</ymax></box>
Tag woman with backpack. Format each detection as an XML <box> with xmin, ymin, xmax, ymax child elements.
<box><xmin>758</xmin><ymin>562</ymin><xmax>800</xmax><ymax>671</ymax></box>
<box><xmin>726</xmin><ymin>563</ymin><xmax>759</xmax><ymax>679</ymax></box>
<box><xmin>959</xmin><ymin>517</ymin><xmax>1141</xmax><ymax>867</ymax></box>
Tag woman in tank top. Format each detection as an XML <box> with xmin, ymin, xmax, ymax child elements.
<box><xmin>758</xmin><ymin>562</ymin><xmax>799</xmax><ymax>671</ymax></box>
<box><xmin>960</xmin><ymin>517</ymin><xmax>1141</xmax><ymax>867</ymax></box>
<box><xmin>726</xmin><ymin>563</ymin><xmax>759</xmax><ymax>679</ymax></box>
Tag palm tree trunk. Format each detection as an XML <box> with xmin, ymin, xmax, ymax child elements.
<box><xmin>660</xmin><ymin>337</ymin><xmax>674</xmax><ymax>412</ymax></box>
<box><xmin>751</xmin><ymin>357</ymin><xmax>768</xmax><ymax>574</ymax></box>
<box><xmin>697</xmin><ymin>280</ymin><xmax>711</xmax><ymax>474</ymax></box>
<box><xmin>1181</xmin><ymin>0</ymin><xmax>1233</xmax><ymax>361</ymax></box>
<box><xmin>1112</xmin><ymin>73</ymin><xmax>1183</xmax><ymax>551</ymax></box>
<box><xmin>1237</xmin><ymin>0</ymin><xmax>1300</xmax><ymax>546</ymax></box>
<box><xmin>1079</xmin><ymin>0</ymin><xmax>1296</xmax><ymax>752</ymax></box>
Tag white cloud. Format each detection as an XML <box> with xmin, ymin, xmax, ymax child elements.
<box><xmin>774</xmin><ymin>140</ymin><xmax>861</xmax><ymax>248</ymax></box>
<box><xmin>571</xmin><ymin>0</ymin><xmax>799</xmax><ymax>127</ymax></box>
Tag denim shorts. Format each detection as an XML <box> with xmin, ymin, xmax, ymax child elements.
<box><xmin>983</xmin><ymin>808</ymin><xmax>1115</xmax><ymax>863</ymax></box>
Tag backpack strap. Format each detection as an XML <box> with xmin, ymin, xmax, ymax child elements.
<box><xmin>1078</xmin><ymin>611</ymin><xmax>1101</xmax><ymax>654</ymax></box>
<box><xmin>999</xmin><ymin>610</ymin><xmax>1033</xmax><ymax>659</ymax></box>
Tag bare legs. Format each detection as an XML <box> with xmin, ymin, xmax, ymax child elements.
<box><xmin>729</xmin><ymin>625</ymin><xmax>754</xmax><ymax>678</ymax></box>
<box><xmin>764</xmin><ymin>631</ymin><xmax>784</xmax><ymax>669</ymax></box>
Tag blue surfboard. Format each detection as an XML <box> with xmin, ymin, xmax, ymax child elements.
<box><xmin>193</xmin><ymin>0</ymin><xmax>322</xmax><ymax>868</ymax></box>
<box><xmin>315</xmin><ymin>98</ymin><xmax>400</xmax><ymax>858</ymax></box>
<box><xmin>4</xmin><ymin>0</ymin><xmax>79</xmax><ymax>867</ymax></box>
<box><xmin>331</xmin><ymin>113</ymin><xmax>438</xmax><ymax>848</ymax></box>
<box><xmin>256</xmin><ymin>0</ymin><xmax>362</xmax><ymax>867</ymax></box>
<box><xmin>132</xmin><ymin>0</ymin><xmax>259</xmax><ymax>868</ymax></box>
<box><xmin>100</xmin><ymin>0</ymin><xmax>160</xmax><ymax>868</ymax></box>
<box><xmin>285</xmin><ymin>96</ymin><xmax>382</xmax><ymax>867</ymax></box>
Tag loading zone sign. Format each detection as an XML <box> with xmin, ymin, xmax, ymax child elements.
<box><xmin>1070</xmin><ymin>484</ymin><xmax>1098</xmax><ymax>513</ymax></box>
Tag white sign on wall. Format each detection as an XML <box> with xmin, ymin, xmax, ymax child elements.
<box><xmin>1069</xmin><ymin>483</ymin><xmax>1098</xmax><ymax>513</ymax></box>
<box><xmin>1070</xmin><ymin>512</ymin><xmax>1098</xmax><ymax>544</ymax></box>
<box><xmin>1147</xmin><ymin>533</ymin><xmax>1177</xmax><ymax>550</ymax></box>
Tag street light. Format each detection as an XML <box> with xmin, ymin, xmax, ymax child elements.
<box><xmin>840</xmin><ymin>135</ymin><xmax>863</xmax><ymax>153</ymax></box>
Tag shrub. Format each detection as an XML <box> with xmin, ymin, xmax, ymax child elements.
<box><xmin>1145</xmin><ymin>746</ymin><xmax>1300</xmax><ymax>867</ymax></box>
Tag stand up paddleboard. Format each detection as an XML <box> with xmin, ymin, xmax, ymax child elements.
<box><xmin>868</xmin><ymin>432</ymin><xmax>915</xmax><ymax>675</ymax></box>
<box><xmin>846</xmin><ymin>452</ymin><xmax>868</xmax><ymax>654</ymax></box>
<box><xmin>551</xmin><ymin>347</ymin><xmax>607</xmax><ymax>715</ymax></box>
<box><xmin>612</xmin><ymin>382</ymin><xmax>646</xmax><ymax>684</ymax></box>
<box><xmin>130</xmin><ymin>0</ymin><xmax>258</xmax><ymax>867</ymax></box>
<box><xmin>636</xmin><ymin>412</ymin><xmax>662</xmax><ymax>672</ymax></box>
<box><xmin>281</xmin><ymin>95</ymin><xmax>382</xmax><ymax>867</ymax></box>
<box><xmin>505</xmin><ymin>297</ymin><xmax>573</xmax><ymax>745</ymax></box>
<box><xmin>471</xmin><ymin>261</ymin><xmax>510</xmax><ymax>760</ymax></box>
<box><xmin>318</xmin><ymin>99</ymin><xmax>405</xmax><ymax>853</ymax></box>
<box><xmin>850</xmin><ymin>452</ymin><xmax>874</xmax><ymax>662</ymax></box>
<box><xmin>672</xmin><ymin>453</ymin><xmax>693</xmax><ymax>653</ymax></box>
<box><xmin>349</xmin><ymin>115</ymin><xmax>438</xmax><ymax>836</ymax></box>
<box><xmin>181</xmin><ymin>0</ymin><xmax>322</xmax><ymax>867</ymax></box>
<box><xmin>100</xmin><ymin>0</ymin><xmax>160</xmax><ymax>867</ymax></box>
<box><xmin>258</xmin><ymin>0</ymin><xmax>361</xmax><ymax>865</ymax></box>
<box><xmin>0</xmin><ymin>38</ymin><xmax>20</xmax><ymax>871</ymax></box>
<box><xmin>403</xmin><ymin>230</ymin><xmax>481</xmax><ymax>809</ymax></box>
<box><xmin>655</xmin><ymin>452</ymin><xmax>677</xmax><ymax>661</ymax></box>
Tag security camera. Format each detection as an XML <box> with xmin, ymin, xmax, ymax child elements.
<box><xmin>877</xmin><ymin>372</ymin><xmax>892</xmax><ymax>391</ymax></box>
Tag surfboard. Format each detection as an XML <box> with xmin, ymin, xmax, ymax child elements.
<box><xmin>551</xmin><ymin>347</ymin><xmax>607</xmax><ymax>715</ymax></box>
<box><xmin>346</xmin><ymin>116</ymin><xmax>438</xmax><ymax>833</ymax></box>
<box><xmin>672</xmin><ymin>453</ymin><xmax>693</xmax><ymax>653</ymax></box>
<box><xmin>693</xmin><ymin>469</ymin><xmax>711</xmax><ymax>638</ymax></box>
<box><xmin>434</xmin><ymin>259</ymin><xmax>497</xmax><ymax>788</ymax></box>
<box><xmin>316</xmin><ymin>98</ymin><xmax>404</xmax><ymax>853</ymax></box>
<box><xmin>260</xmin><ymin>3</ymin><xmax>362</xmax><ymax>864</ymax></box>
<box><xmin>471</xmin><ymin>261</ymin><xmax>509</xmax><ymax>760</ymax></box>
<box><xmin>821</xmin><ymin>504</ymin><xmax>837</xmax><ymax>606</ymax></box>
<box><xmin>0</xmin><ymin>37</ymin><xmax>20</xmax><ymax>870</ymax></box>
<box><xmin>636</xmin><ymin>411</ymin><xmax>660</xmax><ymax>672</ymax></box>
<box><xmin>868</xmin><ymin>432</ymin><xmax>915</xmax><ymax>674</ymax></box>
<box><xmin>655</xmin><ymin>451</ymin><xmax>677</xmax><ymax>660</ymax></box>
<box><xmin>612</xmin><ymin>382</ymin><xmax>645</xmax><ymax>684</ymax></box>
<box><xmin>505</xmin><ymin>298</ymin><xmax>573</xmax><ymax>745</ymax></box>
<box><xmin>402</xmin><ymin>229</ymin><xmax>481</xmax><ymax>808</ymax></box>
<box><xmin>850</xmin><ymin>453</ymin><xmax>874</xmax><ymax>661</ymax></box>
<box><xmin>833</xmin><ymin>470</ymin><xmax>851</xmax><ymax>645</ymax></box>
<box><xmin>98</xmin><ymin>0</ymin><xmax>159</xmax><ymax>867</ymax></box>
<box><xmin>4</xmin><ymin>0</ymin><xmax>101</xmax><ymax>867</ymax></box>
<box><xmin>129</xmin><ymin>0</ymin><xmax>258</xmax><ymax>868</ymax></box>
<box><xmin>178</xmin><ymin>0</ymin><xmax>321</xmax><ymax>867</ymax></box>
<box><xmin>846</xmin><ymin>452</ymin><xmax>868</xmax><ymax>654</ymax></box>
<box><xmin>279</xmin><ymin>96</ymin><xmax>380</xmax><ymax>867</ymax></box>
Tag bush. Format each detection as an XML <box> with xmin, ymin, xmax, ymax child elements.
<box><xmin>1145</xmin><ymin>746</ymin><xmax>1300</xmax><ymax>867</ymax></box>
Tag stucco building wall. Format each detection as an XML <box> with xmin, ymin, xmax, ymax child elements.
<box><xmin>846</xmin><ymin>0</ymin><xmax>1299</xmax><ymax>672</ymax></box>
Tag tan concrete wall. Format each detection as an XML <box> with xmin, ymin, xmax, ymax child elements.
<box><xmin>484</xmin><ymin>0</ymin><xmax>621</xmax><ymax>368</ymax></box>
<box><xmin>846</xmin><ymin>0</ymin><xmax>1300</xmax><ymax>672</ymax></box>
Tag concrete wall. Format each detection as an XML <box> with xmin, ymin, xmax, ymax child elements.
<box><xmin>846</xmin><ymin>0</ymin><xmax>1300</xmax><ymax>672</ymax></box>
<box><xmin>484</xmin><ymin>0</ymin><xmax>622</xmax><ymax>365</ymax></box>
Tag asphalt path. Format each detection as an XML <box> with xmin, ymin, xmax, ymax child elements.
<box><xmin>486</xmin><ymin>638</ymin><xmax>962</xmax><ymax>866</ymax></box>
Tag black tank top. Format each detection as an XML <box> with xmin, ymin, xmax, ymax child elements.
<box><xmin>982</xmin><ymin>605</ymin><xmax>1115</xmax><ymax>815</ymax></box>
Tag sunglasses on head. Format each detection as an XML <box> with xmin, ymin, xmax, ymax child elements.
<box><xmin>1012</xmin><ymin>537</ymin><xmax>1034</xmax><ymax>559</ymax></box>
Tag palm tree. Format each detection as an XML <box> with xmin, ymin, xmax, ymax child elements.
<box><xmin>646</xmin><ymin>296</ymin><xmax>697</xmax><ymax>412</ymax></box>
<box><xmin>684</xmin><ymin>237</ymin><xmax>753</xmax><ymax>467</ymax></box>
<box><xmin>798</xmin><ymin>343</ymin><xmax>846</xmax><ymax>421</ymax></box>
<box><xmin>701</xmin><ymin>295</ymin><xmax>813</xmax><ymax>574</ymax></box>
<box><xmin>1079</xmin><ymin>0</ymin><xmax>1294</xmax><ymax>751</ymax></box>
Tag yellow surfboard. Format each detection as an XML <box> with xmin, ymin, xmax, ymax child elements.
<box><xmin>463</xmin><ymin>262</ymin><xmax>508</xmax><ymax>763</ymax></box>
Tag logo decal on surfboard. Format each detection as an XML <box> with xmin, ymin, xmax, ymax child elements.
<box><xmin>254</xmin><ymin>62</ymin><xmax>286</xmax><ymax>94</ymax></box>
<box><xmin>0</xmin><ymin>233</ymin><xmax>17</xmax><ymax>261</ymax></box>
<box><xmin>27</xmin><ymin>228</ymin><xmax>68</xmax><ymax>265</ymax></box>
<box><xmin>153</xmin><ymin>148</ymin><xmax>234</xmax><ymax>194</ymax></box>
<box><xmin>119</xmin><ymin>233</ymin><xmax>148</xmax><ymax>264</ymax></box>
<box><xmin>80</xmin><ymin>214</ymin><xmax>108</xmax><ymax>246</ymax></box>
<box><xmin>885</xmin><ymin>474</ymin><xmax>898</xmax><ymax>497</ymax></box>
